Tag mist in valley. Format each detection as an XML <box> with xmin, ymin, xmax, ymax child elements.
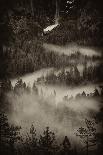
<box><xmin>8</xmin><ymin>78</ymin><xmax>101</xmax><ymax>147</ymax></box>
<box><xmin>43</xmin><ymin>43</ymin><xmax>102</xmax><ymax>57</ymax></box>
<box><xmin>8</xmin><ymin>41</ymin><xmax>103</xmax><ymax>149</ymax></box>
<box><xmin>0</xmin><ymin>0</ymin><xmax>103</xmax><ymax>154</ymax></box>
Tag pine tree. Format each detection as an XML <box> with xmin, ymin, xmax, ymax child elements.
<box><xmin>0</xmin><ymin>112</ymin><xmax>21</xmax><ymax>155</ymax></box>
<box><xmin>30</xmin><ymin>124</ymin><xmax>38</xmax><ymax>148</ymax></box>
<box><xmin>32</xmin><ymin>82</ymin><xmax>38</xmax><ymax>95</ymax></box>
<box><xmin>76</xmin><ymin>119</ymin><xmax>97</xmax><ymax>155</ymax></box>
<box><xmin>39</xmin><ymin>127</ymin><xmax>55</xmax><ymax>150</ymax></box>
<box><xmin>83</xmin><ymin>61</ymin><xmax>88</xmax><ymax>81</ymax></box>
<box><xmin>62</xmin><ymin>136</ymin><xmax>71</xmax><ymax>150</ymax></box>
<box><xmin>14</xmin><ymin>78</ymin><xmax>24</xmax><ymax>93</ymax></box>
<box><xmin>93</xmin><ymin>88</ymin><xmax>99</xmax><ymax>97</ymax></box>
<box><xmin>81</xmin><ymin>91</ymin><xmax>86</xmax><ymax>97</ymax></box>
<box><xmin>74</xmin><ymin>66</ymin><xmax>80</xmax><ymax>84</ymax></box>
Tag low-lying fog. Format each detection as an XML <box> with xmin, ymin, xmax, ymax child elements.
<box><xmin>10</xmin><ymin>69</ymin><xmax>101</xmax><ymax>147</ymax></box>
<box><xmin>11</xmin><ymin>62</ymin><xmax>99</xmax><ymax>87</ymax></box>
<box><xmin>43</xmin><ymin>43</ymin><xmax>101</xmax><ymax>57</ymax></box>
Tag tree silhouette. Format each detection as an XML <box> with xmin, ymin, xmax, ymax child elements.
<box><xmin>8</xmin><ymin>125</ymin><xmax>21</xmax><ymax>155</ymax></box>
<box><xmin>74</xmin><ymin>66</ymin><xmax>81</xmax><ymax>84</ymax></box>
<box><xmin>39</xmin><ymin>127</ymin><xmax>55</xmax><ymax>150</ymax></box>
<box><xmin>30</xmin><ymin>124</ymin><xmax>38</xmax><ymax>148</ymax></box>
<box><xmin>32</xmin><ymin>82</ymin><xmax>38</xmax><ymax>95</ymax></box>
<box><xmin>14</xmin><ymin>78</ymin><xmax>24</xmax><ymax>94</ymax></box>
<box><xmin>62</xmin><ymin>136</ymin><xmax>71</xmax><ymax>150</ymax></box>
<box><xmin>93</xmin><ymin>89</ymin><xmax>100</xmax><ymax>97</ymax></box>
<box><xmin>83</xmin><ymin>61</ymin><xmax>88</xmax><ymax>80</ymax></box>
<box><xmin>76</xmin><ymin>119</ymin><xmax>97</xmax><ymax>155</ymax></box>
<box><xmin>0</xmin><ymin>112</ymin><xmax>21</xmax><ymax>155</ymax></box>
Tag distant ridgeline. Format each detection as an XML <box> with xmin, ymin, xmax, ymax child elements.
<box><xmin>36</xmin><ymin>63</ymin><xmax>103</xmax><ymax>86</ymax></box>
<box><xmin>2</xmin><ymin>43</ymin><xmax>102</xmax><ymax>80</ymax></box>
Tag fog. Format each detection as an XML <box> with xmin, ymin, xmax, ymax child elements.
<box><xmin>9</xmin><ymin>62</ymin><xmax>102</xmax><ymax>147</ymax></box>
<box><xmin>8</xmin><ymin>87</ymin><xmax>100</xmax><ymax>146</ymax></box>
<box><xmin>37</xmin><ymin>84</ymin><xmax>100</xmax><ymax>103</ymax></box>
<box><xmin>43</xmin><ymin>43</ymin><xmax>101</xmax><ymax>56</ymax></box>
<box><xmin>11</xmin><ymin>68</ymin><xmax>54</xmax><ymax>87</ymax></box>
<box><xmin>10</xmin><ymin>73</ymin><xmax>101</xmax><ymax>146</ymax></box>
<box><xmin>11</xmin><ymin>63</ymin><xmax>99</xmax><ymax>88</ymax></box>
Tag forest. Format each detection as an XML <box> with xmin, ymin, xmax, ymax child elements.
<box><xmin>36</xmin><ymin>62</ymin><xmax>103</xmax><ymax>86</ymax></box>
<box><xmin>0</xmin><ymin>0</ymin><xmax>103</xmax><ymax>79</ymax></box>
<box><xmin>0</xmin><ymin>0</ymin><xmax>103</xmax><ymax>155</ymax></box>
<box><xmin>0</xmin><ymin>78</ymin><xmax>103</xmax><ymax>155</ymax></box>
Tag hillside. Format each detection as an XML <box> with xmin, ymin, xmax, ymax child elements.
<box><xmin>43</xmin><ymin>16</ymin><xmax>103</xmax><ymax>46</ymax></box>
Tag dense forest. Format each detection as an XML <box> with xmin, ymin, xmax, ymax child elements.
<box><xmin>0</xmin><ymin>78</ymin><xmax>103</xmax><ymax>155</ymax></box>
<box><xmin>0</xmin><ymin>0</ymin><xmax>103</xmax><ymax>78</ymax></box>
<box><xmin>36</xmin><ymin>61</ymin><xmax>103</xmax><ymax>86</ymax></box>
<box><xmin>0</xmin><ymin>1</ymin><xmax>103</xmax><ymax>155</ymax></box>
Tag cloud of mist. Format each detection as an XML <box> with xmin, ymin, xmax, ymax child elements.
<box><xmin>11</xmin><ymin>68</ymin><xmax>54</xmax><ymax>87</ymax></box>
<box><xmin>43</xmin><ymin>43</ymin><xmax>101</xmax><ymax>57</ymax></box>
<box><xmin>7</xmin><ymin>84</ymin><xmax>101</xmax><ymax>146</ymax></box>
